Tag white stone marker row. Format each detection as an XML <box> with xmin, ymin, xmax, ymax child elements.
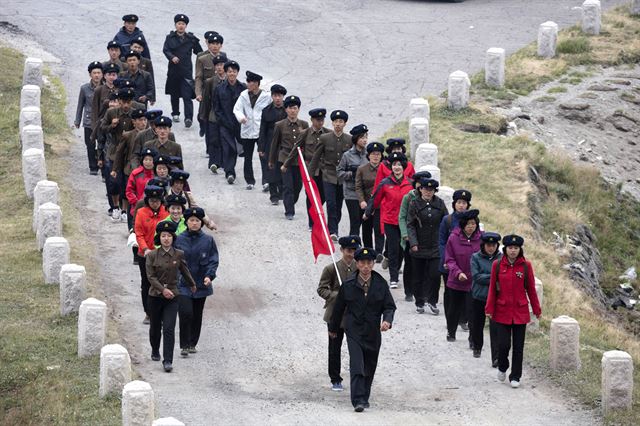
<box><xmin>60</xmin><ymin>264</ymin><xmax>86</xmax><ymax>316</ymax></box>
<box><xmin>438</xmin><ymin>186</ymin><xmax>454</xmax><ymax>210</ymax></box>
<box><xmin>33</xmin><ymin>180</ymin><xmax>59</xmax><ymax>231</ymax></box>
<box><xmin>36</xmin><ymin>202</ymin><xmax>62</xmax><ymax>250</ymax></box>
<box><xmin>550</xmin><ymin>315</ymin><xmax>581</xmax><ymax>371</ymax></box>
<box><xmin>20</xmin><ymin>84</ymin><xmax>41</xmax><ymax>109</ymax></box>
<box><xmin>22</xmin><ymin>148</ymin><xmax>46</xmax><ymax>199</ymax></box>
<box><xmin>122</xmin><ymin>380</ymin><xmax>155</xmax><ymax>426</ymax></box>
<box><xmin>601</xmin><ymin>350</ymin><xmax>633</xmax><ymax>414</ymax></box>
<box><xmin>582</xmin><ymin>0</ymin><xmax>601</xmax><ymax>35</ymax></box>
<box><xmin>78</xmin><ymin>297</ymin><xmax>107</xmax><ymax>357</ymax></box>
<box><xmin>538</xmin><ymin>21</ymin><xmax>558</xmax><ymax>58</ymax></box>
<box><xmin>22</xmin><ymin>125</ymin><xmax>44</xmax><ymax>152</ymax></box>
<box><xmin>99</xmin><ymin>344</ymin><xmax>131</xmax><ymax>397</ymax></box>
<box><xmin>528</xmin><ymin>278</ymin><xmax>544</xmax><ymax>331</ymax></box>
<box><xmin>23</xmin><ymin>57</ymin><xmax>43</xmax><ymax>87</ymax></box>
<box><xmin>19</xmin><ymin>106</ymin><xmax>42</xmax><ymax>134</ymax></box>
<box><xmin>43</xmin><ymin>236</ymin><xmax>69</xmax><ymax>284</ymax></box>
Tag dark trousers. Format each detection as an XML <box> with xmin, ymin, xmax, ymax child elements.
<box><xmin>323</xmin><ymin>181</ymin><xmax>344</xmax><ymax>235</ymax></box>
<box><xmin>259</xmin><ymin>153</ymin><xmax>269</xmax><ymax>186</ymax></box>
<box><xmin>411</xmin><ymin>257</ymin><xmax>441</xmax><ymax>307</ymax></box>
<box><xmin>178</xmin><ymin>296</ymin><xmax>207</xmax><ymax>349</ymax></box>
<box><xmin>219</xmin><ymin>126</ymin><xmax>239</xmax><ymax>178</ymax></box>
<box><xmin>148</xmin><ymin>295</ymin><xmax>178</xmax><ymax>363</ymax></box>
<box><xmin>362</xmin><ymin>210</ymin><xmax>385</xmax><ymax>254</ymax></box>
<box><xmin>460</xmin><ymin>292</ymin><xmax>470</xmax><ymax>326</ymax></box>
<box><xmin>327</xmin><ymin>324</ymin><xmax>344</xmax><ymax>384</ymax></box>
<box><xmin>240</xmin><ymin>138</ymin><xmax>258</xmax><ymax>185</ymax></box>
<box><xmin>170</xmin><ymin>80</ymin><xmax>194</xmax><ymax>120</ymax></box>
<box><xmin>281</xmin><ymin>162</ymin><xmax>302</xmax><ymax>216</ymax></box>
<box><xmin>402</xmin><ymin>245</ymin><xmax>412</xmax><ymax>297</ymax></box>
<box><xmin>344</xmin><ymin>199</ymin><xmax>363</xmax><ymax>237</ymax></box>
<box><xmin>305</xmin><ymin>174</ymin><xmax>325</xmax><ymax>228</ymax></box>
<box><xmin>470</xmin><ymin>298</ymin><xmax>498</xmax><ymax>360</ymax></box>
<box><xmin>269</xmin><ymin>181</ymin><xmax>283</xmax><ymax>203</ymax></box>
<box><xmin>137</xmin><ymin>257</ymin><xmax>150</xmax><ymax>315</ymax></box>
<box><xmin>206</xmin><ymin>121</ymin><xmax>222</xmax><ymax>168</ymax></box>
<box><xmin>444</xmin><ymin>287</ymin><xmax>470</xmax><ymax>338</ymax></box>
<box><xmin>496</xmin><ymin>322</ymin><xmax>527</xmax><ymax>381</ymax></box>
<box><xmin>103</xmin><ymin>160</ymin><xmax>121</xmax><ymax>197</ymax></box>
<box><xmin>383</xmin><ymin>224</ymin><xmax>402</xmax><ymax>282</ymax></box>
<box><xmin>347</xmin><ymin>337</ymin><xmax>379</xmax><ymax>408</ymax></box>
<box><xmin>83</xmin><ymin>127</ymin><xmax>98</xmax><ymax>172</ymax></box>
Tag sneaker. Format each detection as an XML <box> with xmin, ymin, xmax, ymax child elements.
<box><xmin>262</xmin><ymin>183</ymin><xmax>269</xmax><ymax>192</ymax></box>
<box><xmin>381</xmin><ymin>257</ymin><xmax>389</xmax><ymax>270</ymax></box>
<box><xmin>209</xmin><ymin>164</ymin><xmax>218</xmax><ymax>174</ymax></box>
<box><xmin>427</xmin><ymin>303</ymin><xmax>440</xmax><ymax>315</ymax></box>
<box><xmin>416</xmin><ymin>306</ymin><xmax>425</xmax><ymax>314</ymax></box>
<box><xmin>246</xmin><ymin>184</ymin><xmax>254</xmax><ymax>190</ymax></box>
<box><xmin>447</xmin><ymin>334</ymin><xmax>456</xmax><ymax>342</ymax></box>
<box><xmin>285</xmin><ymin>214</ymin><xmax>294</xmax><ymax>221</ymax></box>
<box><xmin>172</xmin><ymin>115</ymin><xmax>180</xmax><ymax>122</ymax></box>
<box><xmin>375</xmin><ymin>254</ymin><xmax>384</xmax><ymax>263</ymax></box>
<box><xmin>188</xmin><ymin>346</ymin><xmax>197</xmax><ymax>354</ymax></box>
<box><xmin>460</xmin><ymin>322</ymin><xmax>469</xmax><ymax>332</ymax></box>
<box><xmin>142</xmin><ymin>315</ymin><xmax>150</xmax><ymax>325</ymax></box>
<box><xmin>331</xmin><ymin>382</ymin><xmax>343</xmax><ymax>392</ymax></box>
<box><xmin>132</xmin><ymin>258</ymin><xmax>139</xmax><ymax>265</ymax></box>
<box><xmin>492</xmin><ymin>359</ymin><xmax>499</xmax><ymax>368</ymax></box>
<box><xmin>510</xmin><ymin>380</ymin><xmax>520</xmax><ymax>388</ymax></box>
<box><xmin>271</xmin><ymin>200</ymin><xmax>279</xmax><ymax>206</ymax></box>
<box><xmin>330</xmin><ymin>234</ymin><xmax>338</xmax><ymax>242</ymax></box>
<box><xmin>473</xmin><ymin>349</ymin><xmax>481</xmax><ymax>358</ymax></box>
<box><xmin>227</xmin><ymin>175</ymin><xmax>235</xmax><ymax>184</ymax></box>
<box><xmin>107</xmin><ymin>208</ymin><xmax>113</xmax><ymax>217</ymax></box>
<box><xmin>163</xmin><ymin>361</ymin><xmax>173</xmax><ymax>372</ymax></box>
<box><xmin>120</xmin><ymin>212</ymin><xmax>128</xmax><ymax>222</ymax></box>
<box><xmin>354</xmin><ymin>404</ymin><xmax>365</xmax><ymax>413</ymax></box>
<box><xmin>111</xmin><ymin>208</ymin><xmax>121</xmax><ymax>222</ymax></box>
<box><xmin>151</xmin><ymin>353</ymin><xmax>161</xmax><ymax>361</ymax></box>
<box><xmin>404</xmin><ymin>294</ymin><xmax>414</xmax><ymax>302</ymax></box>
<box><xmin>389</xmin><ymin>281</ymin><xmax>398</xmax><ymax>289</ymax></box>
<box><xmin>184</xmin><ymin>118</ymin><xmax>192</xmax><ymax>128</ymax></box>
<box><xmin>90</xmin><ymin>170</ymin><xmax>99</xmax><ymax>175</ymax></box>
<box><xmin>180</xmin><ymin>348</ymin><xmax>189</xmax><ymax>357</ymax></box>
<box><xmin>497</xmin><ymin>370</ymin><xmax>506</xmax><ymax>382</ymax></box>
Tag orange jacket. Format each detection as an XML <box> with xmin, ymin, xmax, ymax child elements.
<box><xmin>134</xmin><ymin>205</ymin><xmax>169</xmax><ymax>256</ymax></box>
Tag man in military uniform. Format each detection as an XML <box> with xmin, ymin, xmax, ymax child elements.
<box><xmin>143</xmin><ymin>116</ymin><xmax>184</xmax><ymax>170</ymax></box>
<box><xmin>317</xmin><ymin>236</ymin><xmax>360</xmax><ymax>392</ymax></box>
<box><xmin>309</xmin><ymin>110</ymin><xmax>351</xmax><ymax>239</ymax></box>
<box><xmin>103</xmin><ymin>41</ymin><xmax>127</xmax><ymax>72</ymax></box>
<box><xmin>162</xmin><ymin>14</ymin><xmax>202</xmax><ymax>127</ymax></box>
<box><xmin>74</xmin><ymin>61</ymin><xmax>103</xmax><ymax>175</ymax></box>
<box><xmin>200</xmin><ymin>54</ymin><xmax>227</xmax><ymax>172</ymax></box>
<box><xmin>130</xmin><ymin>37</ymin><xmax>154</xmax><ymax>79</ymax></box>
<box><xmin>269</xmin><ymin>95</ymin><xmax>309</xmax><ymax>219</ymax></box>
<box><xmin>329</xmin><ymin>247</ymin><xmax>396</xmax><ymax>413</ymax></box>
<box><xmin>258</xmin><ymin>84</ymin><xmax>287</xmax><ymax>201</ymax></box>
<box><xmin>113</xmin><ymin>14</ymin><xmax>151</xmax><ymax>59</ymax></box>
<box><xmin>121</xmin><ymin>51</ymin><xmax>155</xmax><ymax>106</ymax></box>
<box><xmin>195</xmin><ymin>33</ymin><xmax>226</xmax><ymax>137</ymax></box>
<box><xmin>92</xmin><ymin>63</ymin><xmax>120</xmax><ymax>129</ymax></box>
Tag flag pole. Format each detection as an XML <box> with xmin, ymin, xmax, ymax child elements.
<box><xmin>297</xmin><ymin>147</ymin><xmax>342</xmax><ymax>285</ymax></box>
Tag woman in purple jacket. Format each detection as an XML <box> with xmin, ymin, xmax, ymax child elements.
<box><xmin>444</xmin><ymin>209</ymin><xmax>482</xmax><ymax>342</ymax></box>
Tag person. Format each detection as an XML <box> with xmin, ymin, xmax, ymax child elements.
<box><xmin>134</xmin><ymin>110</ymin><xmax>176</xmax><ymax>153</ymax></box>
<box><xmin>74</xmin><ymin>61</ymin><xmax>103</xmax><ymax>175</ymax></box>
<box><xmin>120</xmin><ymin>50</ymin><xmax>155</xmax><ymax>106</ymax></box>
<box><xmin>309</xmin><ymin>110</ymin><xmax>351</xmax><ymax>239</ymax></box>
<box><xmin>91</xmin><ymin>63</ymin><xmax>120</xmax><ymax>132</ymax></box>
<box><xmin>364</xmin><ymin>152</ymin><xmax>413</xmax><ymax>289</ymax></box>
<box><xmin>167</xmin><ymin>169</ymin><xmax>217</xmax><ymax>230</ymax></box>
<box><xmin>337</xmin><ymin>124</ymin><xmax>368</xmax><ymax>238</ymax></box>
<box><xmin>126</xmin><ymin>147</ymin><xmax>156</xmax><ymax>224</ymax></box>
<box><xmin>317</xmin><ymin>236</ymin><xmax>360</xmax><ymax>392</ymax></box>
<box><xmin>143</xmin><ymin>116</ymin><xmax>184</xmax><ymax>169</ymax></box>
<box><xmin>213</xmin><ymin>60</ymin><xmax>246</xmax><ymax>184</ymax></box>
<box><xmin>146</xmin><ymin>220</ymin><xmax>196</xmax><ymax>372</ymax></box>
<box><xmin>162</xmin><ymin>14</ymin><xmax>202</xmax><ymax>127</ymax></box>
<box><xmin>485</xmin><ymin>234</ymin><xmax>541</xmax><ymax>388</ymax></box>
<box><xmin>257</xmin><ymin>84</ymin><xmax>287</xmax><ymax>198</ymax></box>
<box><xmin>372</xmin><ymin>138</ymin><xmax>416</xmax><ymax>190</ymax></box>
<box><xmin>439</xmin><ymin>189</ymin><xmax>472</xmax><ymax>331</ymax></box>
<box><xmin>113</xmin><ymin>14</ymin><xmax>151</xmax><ymax>60</ymax></box>
<box><xmin>130</xmin><ymin>37</ymin><xmax>154</xmax><ymax>79</ymax></box>
<box><xmin>103</xmin><ymin>41</ymin><xmax>127</xmax><ymax>72</ymax></box>
<box><xmin>159</xmin><ymin>194</ymin><xmax>188</xmax><ymax>236</ymax></box>
<box><xmin>444</xmin><ymin>209</ymin><xmax>482</xmax><ymax>343</ymax></box>
<box><xmin>329</xmin><ymin>247</ymin><xmax>396</xmax><ymax>412</ymax></box>
<box><xmin>470</xmin><ymin>232</ymin><xmax>501</xmax><ymax>363</ymax></box>
<box><xmin>406</xmin><ymin>177</ymin><xmax>448</xmax><ymax>314</ymax></box>
<box><xmin>268</xmin><ymin>95</ymin><xmax>309</xmax><ymax>218</ymax></box>
<box><xmin>176</xmin><ymin>207</ymin><xmax>220</xmax><ymax>356</ymax></box>
<box><xmin>233</xmin><ymin>71</ymin><xmax>271</xmax><ymax>189</ymax></box>
<box><xmin>135</xmin><ymin>185</ymin><xmax>169</xmax><ymax>324</ymax></box>
<box><xmin>200</xmin><ymin>53</ymin><xmax>227</xmax><ymax>172</ymax></box>
<box><xmin>355</xmin><ymin>142</ymin><xmax>385</xmax><ymax>257</ymax></box>
<box><xmin>195</xmin><ymin>33</ymin><xmax>225</xmax><ymax>136</ymax></box>
<box><xmin>283</xmin><ymin>107</ymin><xmax>329</xmax><ymax>228</ymax></box>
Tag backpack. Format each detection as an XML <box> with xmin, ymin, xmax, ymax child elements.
<box><xmin>492</xmin><ymin>257</ymin><xmax>529</xmax><ymax>294</ymax></box>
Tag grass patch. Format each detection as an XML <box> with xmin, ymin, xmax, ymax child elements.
<box><xmin>547</xmin><ymin>86</ymin><xmax>568</xmax><ymax>94</ymax></box>
<box><xmin>0</xmin><ymin>45</ymin><xmax>121</xmax><ymax>424</ymax></box>
<box><xmin>557</xmin><ymin>37</ymin><xmax>592</xmax><ymax>55</ymax></box>
<box><xmin>534</xmin><ymin>95</ymin><xmax>557</xmax><ymax>102</ymax></box>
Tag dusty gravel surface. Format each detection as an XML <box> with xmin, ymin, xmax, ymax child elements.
<box><xmin>3</xmin><ymin>0</ymin><xmax>630</xmax><ymax>424</ymax></box>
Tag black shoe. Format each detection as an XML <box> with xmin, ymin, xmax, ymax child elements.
<box><xmin>184</xmin><ymin>118</ymin><xmax>192</xmax><ymax>128</ymax></box>
<box><xmin>447</xmin><ymin>334</ymin><xmax>456</xmax><ymax>342</ymax></box>
<box><xmin>404</xmin><ymin>294</ymin><xmax>414</xmax><ymax>302</ymax></box>
<box><xmin>180</xmin><ymin>348</ymin><xmax>189</xmax><ymax>357</ymax></box>
<box><xmin>199</xmin><ymin>128</ymin><xmax>205</xmax><ymax>137</ymax></box>
<box><xmin>473</xmin><ymin>349</ymin><xmax>481</xmax><ymax>358</ymax></box>
<box><xmin>163</xmin><ymin>361</ymin><xmax>173</xmax><ymax>372</ymax></box>
<box><xmin>132</xmin><ymin>258</ymin><xmax>139</xmax><ymax>265</ymax></box>
<box><xmin>90</xmin><ymin>170</ymin><xmax>99</xmax><ymax>175</ymax></box>
<box><xmin>151</xmin><ymin>353</ymin><xmax>160</xmax><ymax>361</ymax></box>
<box><xmin>354</xmin><ymin>404</ymin><xmax>365</xmax><ymax>413</ymax></box>
<box><xmin>492</xmin><ymin>359</ymin><xmax>499</xmax><ymax>368</ymax></box>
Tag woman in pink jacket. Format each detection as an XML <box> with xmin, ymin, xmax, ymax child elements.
<box><xmin>485</xmin><ymin>234</ymin><xmax>541</xmax><ymax>388</ymax></box>
<box><xmin>444</xmin><ymin>209</ymin><xmax>482</xmax><ymax>342</ymax></box>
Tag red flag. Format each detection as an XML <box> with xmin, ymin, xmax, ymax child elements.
<box><xmin>298</xmin><ymin>149</ymin><xmax>333</xmax><ymax>262</ymax></box>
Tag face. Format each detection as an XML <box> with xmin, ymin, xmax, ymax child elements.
<box><xmin>156</xmin><ymin>126</ymin><xmax>170</xmax><ymax>139</ymax></box>
<box><xmin>332</xmin><ymin>119</ymin><xmax>346</xmax><ymax>133</ymax></box>
<box><xmin>89</xmin><ymin>69</ymin><xmax>103</xmax><ymax>83</ymax></box>
<box><xmin>214</xmin><ymin>63</ymin><xmax>225</xmax><ymax>76</ymax></box>
<box><xmin>105</xmin><ymin>72</ymin><xmax>118</xmax><ymax>84</ymax></box>
<box><xmin>356</xmin><ymin>259</ymin><xmax>375</xmax><ymax>275</ymax></box>
<box><xmin>126</xmin><ymin>56</ymin><xmax>140</xmax><ymax>70</ymax></box>
<box><xmin>506</xmin><ymin>245</ymin><xmax>520</xmax><ymax>259</ymax></box>
<box><xmin>133</xmin><ymin>117</ymin><xmax>147</xmax><ymax>130</ymax></box>
<box><xmin>124</xmin><ymin>21</ymin><xmax>137</xmax><ymax>33</ymax></box>
<box><xmin>118</xmin><ymin>99</ymin><xmax>132</xmax><ymax>112</ymax></box>
<box><xmin>391</xmin><ymin>161</ymin><xmax>404</xmax><ymax>176</ymax></box>
<box><xmin>286</xmin><ymin>105</ymin><xmax>299</xmax><ymax>120</ymax></box>
<box><xmin>108</xmin><ymin>47</ymin><xmax>120</xmax><ymax>60</ymax></box>
<box><xmin>175</xmin><ymin>21</ymin><xmax>187</xmax><ymax>33</ymax></box>
<box><xmin>226</xmin><ymin>67</ymin><xmax>238</xmax><ymax>83</ymax></box>
<box><xmin>159</xmin><ymin>231</ymin><xmax>174</xmax><ymax>248</ymax></box>
<box><xmin>356</xmin><ymin>134</ymin><xmax>368</xmax><ymax>149</ymax></box>
<box><xmin>169</xmin><ymin>205</ymin><xmax>183</xmax><ymax>220</ymax></box>
<box><xmin>272</xmin><ymin>93</ymin><xmax>284</xmax><ymax>107</ymax></box>
<box><xmin>209</xmin><ymin>41</ymin><xmax>221</xmax><ymax>54</ymax></box>
<box><xmin>340</xmin><ymin>247</ymin><xmax>356</xmax><ymax>263</ymax></box>
<box><xmin>247</xmin><ymin>80</ymin><xmax>260</xmax><ymax>92</ymax></box>
<box><xmin>186</xmin><ymin>216</ymin><xmax>203</xmax><ymax>231</ymax></box>
<box><xmin>463</xmin><ymin>220</ymin><xmax>477</xmax><ymax>235</ymax></box>
<box><xmin>484</xmin><ymin>242</ymin><xmax>498</xmax><ymax>256</ymax></box>
<box><xmin>131</xmin><ymin>43</ymin><xmax>144</xmax><ymax>54</ymax></box>
<box><xmin>172</xmin><ymin>181</ymin><xmax>184</xmax><ymax>193</ymax></box>
<box><xmin>156</xmin><ymin>164</ymin><xmax>169</xmax><ymax>177</ymax></box>
<box><xmin>369</xmin><ymin>151</ymin><xmax>382</xmax><ymax>165</ymax></box>
<box><xmin>142</xmin><ymin>156</ymin><xmax>154</xmax><ymax>169</ymax></box>
<box><xmin>148</xmin><ymin>198</ymin><xmax>161</xmax><ymax>210</ymax></box>
<box><xmin>420</xmin><ymin>186</ymin><xmax>435</xmax><ymax>199</ymax></box>
<box><xmin>454</xmin><ymin>199</ymin><xmax>469</xmax><ymax>213</ymax></box>
<box><xmin>108</xmin><ymin>99</ymin><xmax>118</xmax><ymax>108</ymax></box>
<box><xmin>311</xmin><ymin>117</ymin><xmax>325</xmax><ymax>129</ymax></box>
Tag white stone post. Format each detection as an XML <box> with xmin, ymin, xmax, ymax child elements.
<box><xmin>537</xmin><ymin>21</ymin><xmax>559</xmax><ymax>58</ymax></box>
<box><xmin>78</xmin><ymin>298</ymin><xmax>107</xmax><ymax>357</ymax></box>
<box><xmin>59</xmin><ymin>264</ymin><xmax>86</xmax><ymax>316</ymax></box>
<box><xmin>417</xmin><ymin>164</ymin><xmax>441</xmax><ymax>183</ymax></box>
<box><xmin>485</xmin><ymin>48</ymin><xmax>506</xmax><ymax>88</ymax></box>
<box><xmin>447</xmin><ymin>71</ymin><xmax>470</xmax><ymax>110</ymax></box>
<box><xmin>439</xmin><ymin>186</ymin><xmax>454</xmax><ymax>210</ymax></box>
<box><xmin>582</xmin><ymin>1</ymin><xmax>601</xmax><ymax>35</ymax></box>
<box><xmin>23</xmin><ymin>57</ymin><xmax>43</xmax><ymax>87</ymax></box>
<box><xmin>122</xmin><ymin>381</ymin><xmax>155</xmax><ymax>426</ymax></box>
<box><xmin>550</xmin><ymin>316</ymin><xmax>581</xmax><ymax>371</ymax></box>
<box><xmin>601</xmin><ymin>351</ymin><xmax>634</xmax><ymax>414</ymax></box>
<box><xmin>20</xmin><ymin>84</ymin><xmax>41</xmax><ymax>109</ymax></box>
<box><xmin>33</xmin><ymin>180</ymin><xmax>59</xmax><ymax>232</ymax></box>
<box><xmin>409</xmin><ymin>118</ymin><xmax>430</xmax><ymax>160</ymax></box>
<box><xmin>633</xmin><ymin>0</ymin><xmax>640</xmax><ymax>16</ymax></box>
<box><xmin>99</xmin><ymin>344</ymin><xmax>132</xmax><ymax>398</ymax></box>
<box><xmin>22</xmin><ymin>147</ymin><xmax>46</xmax><ymax>199</ymax></box>
<box><xmin>36</xmin><ymin>202</ymin><xmax>62</xmax><ymax>250</ymax></box>
<box><xmin>409</xmin><ymin>98</ymin><xmax>430</xmax><ymax>120</ymax></box>
<box><xmin>19</xmin><ymin>106</ymin><xmax>42</xmax><ymax>134</ymax></box>
<box><xmin>414</xmin><ymin>143</ymin><xmax>439</xmax><ymax>170</ymax></box>
<box><xmin>21</xmin><ymin>125</ymin><xmax>44</xmax><ymax>152</ymax></box>
<box><xmin>42</xmin><ymin>236</ymin><xmax>69</xmax><ymax>284</ymax></box>
<box><xmin>153</xmin><ymin>418</ymin><xmax>185</xmax><ymax>426</ymax></box>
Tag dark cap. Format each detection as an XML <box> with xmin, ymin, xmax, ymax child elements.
<box><xmin>131</xmin><ymin>108</ymin><xmax>146</xmax><ymax>119</ymax></box>
<box><xmin>107</xmin><ymin>40</ymin><xmax>121</xmax><ymax>50</ymax></box>
<box><xmin>412</xmin><ymin>170</ymin><xmax>432</xmax><ymax>181</ymax></box>
<box><xmin>168</xmin><ymin>156</ymin><xmax>182</xmax><ymax>166</ymax></box>
<box><xmin>419</xmin><ymin>177</ymin><xmax>439</xmax><ymax>189</ymax></box>
<box><xmin>156</xmin><ymin>220</ymin><xmax>178</xmax><ymax>234</ymax></box>
<box><xmin>338</xmin><ymin>235</ymin><xmax>361</xmax><ymax>249</ymax></box>
<box><xmin>144</xmin><ymin>185</ymin><xmax>164</xmax><ymax>200</ymax></box>
<box><xmin>145</xmin><ymin>109</ymin><xmax>163</xmax><ymax>120</ymax></box>
<box><xmin>165</xmin><ymin>194</ymin><xmax>187</xmax><ymax>207</ymax></box>
<box><xmin>453</xmin><ymin>189</ymin><xmax>472</xmax><ymax>203</ymax></box>
<box><xmin>174</xmin><ymin>14</ymin><xmax>189</xmax><ymax>24</ymax></box>
<box><xmin>122</xmin><ymin>14</ymin><xmax>139</xmax><ymax>22</ymax></box>
<box><xmin>481</xmin><ymin>232</ymin><xmax>502</xmax><ymax>244</ymax></box>
<box><xmin>212</xmin><ymin>53</ymin><xmax>228</xmax><ymax>65</ymax></box>
<box><xmin>131</xmin><ymin>36</ymin><xmax>146</xmax><ymax>47</ymax></box>
<box><xmin>366</xmin><ymin>142</ymin><xmax>385</xmax><ymax>154</ymax></box>
<box><xmin>459</xmin><ymin>209</ymin><xmax>480</xmax><ymax>222</ymax></box>
<box><xmin>155</xmin><ymin>116</ymin><xmax>173</xmax><ymax>127</ymax></box>
<box><xmin>350</xmin><ymin>124</ymin><xmax>368</xmax><ymax>137</ymax></box>
<box><xmin>170</xmin><ymin>169</ymin><xmax>190</xmax><ymax>184</ymax></box>
<box><xmin>246</xmin><ymin>71</ymin><xmax>263</xmax><ymax>82</ymax></box>
<box><xmin>204</xmin><ymin>31</ymin><xmax>219</xmax><ymax>40</ymax></box>
<box><xmin>154</xmin><ymin>155</ymin><xmax>170</xmax><ymax>166</ymax></box>
<box><xmin>124</xmin><ymin>50</ymin><xmax>141</xmax><ymax>59</ymax></box>
<box><xmin>330</xmin><ymin>110</ymin><xmax>348</xmax><ymax>121</ymax></box>
<box><xmin>270</xmin><ymin>84</ymin><xmax>287</xmax><ymax>95</ymax></box>
<box><xmin>386</xmin><ymin>138</ymin><xmax>406</xmax><ymax>148</ymax></box>
<box><xmin>223</xmin><ymin>60</ymin><xmax>240</xmax><ymax>72</ymax></box>
<box><xmin>103</xmin><ymin>63</ymin><xmax>120</xmax><ymax>74</ymax></box>
<box><xmin>108</xmin><ymin>92</ymin><xmax>118</xmax><ymax>101</ymax></box>
<box><xmin>147</xmin><ymin>177</ymin><xmax>168</xmax><ymax>188</ymax></box>
<box><xmin>208</xmin><ymin>34</ymin><xmax>224</xmax><ymax>44</ymax></box>
<box><xmin>503</xmin><ymin>234</ymin><xmax>524</xmax><ymax>247</ymax></box>
<box><xmin>140</xmin><ymin>147</ymin><xmax>157</xmax><ymax>159</ymax></box>
<box><xmin>388</xmin><ymin>152</ymin><xmax>408</xmax><ymax>168</ymax></box>
<box><xmin>283</xmin><ymin>95</ymin><xmax>301</xmax><ymax>108</ymax></box>
<box><xmin>114</xmin><ymin>78</ymin><xmax>135</xmax><ymax>89</ymax></box>
<box><xmin>354</xmin><ymin>247</ymin><xmax>377</xmax><ymax>261</ymax></box>
<box><xmin>88</xmin><ymin>61</ymin><xmax>103</xmax><ymax>72</ymax></box>
<box><xmin>184</xmin><ymin>207</ymin><xmax>206</xmax><ymax>221</ymax></box>
<box><xmin>309</xmin><ymin>108</ymin><xmax>326</xmax><ymax>119</ymax></box>
<box><xmin>117</xmin><ymin>88</ymin><xmax>135</xmax><ymax>100</ymax></box>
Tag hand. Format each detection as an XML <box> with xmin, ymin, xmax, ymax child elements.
<box><xmin>362</xmin><ymin>214</ymin><xmax>368</xmax><ymax>220</ymax></box>
<box><xmin>144</xmin><ymin>248</ymin><xmax>152</xmax><ymax>257</ymax></box>
<box><xmin>150</xmin><ymin>101</ymin><xmax>155</xmax><ymax>106</ymax></box>
<box><xmin>207</xmin><ymin>221</ymin><xmax>218</xmax><ymax>230</ymax></box>
<box><xmin>204</xmin><ymin>277</ymin><xmax>212</xmax><ymax>287</ymax></box>
<box><xmin>190</xmin><ymin>285</ymin><xmax>197</xmax><ymax>294</ymax></box>
<box><xmin>268</xmin><ymin>162</ymin><xmax>274</xmax><ymax>170</ymax></box>
<box><xmin>280</xmin><ymin>165</ymin><xmax>287</xmax><ymax>174</ymax></box>
<box><xmin>411</xmin><ymin>246</ymin><xmax>418</xmax><ymax>252</ymax></box>
<box><xmin>380</xmin><ymin>321</ymin><xmax>391</xmax><ymax>332</ymax></box>
<box><xmin>359</xmin><ymin>201</ymin><xmax>367</xmax><ymax>210</ymax></box>
<box><xmin>196</xmin><ymin>95</ymin><xmax>203</xmax><ymax>102</ymax></box>
<box><xmin>258</xmin><ymin>151</ymin><xmax>265</xmax><ymax>158</ymax></box>
<box><xmin>97</xmin><ymin>160</ymin><xmax>103</xmax><ymax>168</ymax></box>
<box><xmin>328</xmin><ymin>331</ymin><xmax>337</xmax><ymax>339</ymax></box>
<box><xmin>140</xmin><ymin>95</ymin><xmax>147</xmax><ymax>103</ymax></box>
<box><xmin>74</xmin><ymin>123</ymin><xmax>80</xmax><ymax>129</ymax></box>
<box><xmin>110</xmin><ymin>171</ymin><xmax>117</xmax><ymax>178</ymax></box>
<box><xmin>172</xmin><ymin>57</ymin><xmax>180</xmax><ymax>64</ymax></box>
<box><xmin>486</xmin><ymin>314</ymin><xmax>492</xmax><ymax>320</ymax></box>
<box><xmin>162</xmin><ymin>288</ymin><xmax>174</xmax><ymax>299</ymax></box>
<box><xmin>536</xmin><ymin>314</ymin><xmax>541</xmax><ymax>319</ymax></box>
<box><xmin>458</xmin><ymin>272</ymin><xmax>468</xmax><ymax>281</ymax></box>
<box><xmin>111</xmin><ymin>117</ymin><xmax>119</xmax><ymax>128</ymax></box>
<box><xmin>240</xmin><ymin>117</ymin><xmax>247</xmax><ymax>124</ymax></box>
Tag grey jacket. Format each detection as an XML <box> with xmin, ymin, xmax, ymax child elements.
<box><xmin>337</xmin><ymin>146</ymin><xmax>367</xmax><ymax>200</ymax></box>
<box><xmin>74</xmin><ymin>81</ymin><xmax>98</xmax><ymax>128</ymax></box>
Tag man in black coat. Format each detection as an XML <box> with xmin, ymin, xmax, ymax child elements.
<box><xmin>329</xmin><ymin>247</ymin><xmax>396</xmax><ymax>412</ymax></box>
<box><xmin>258</xmin><ymin>84</ymin><xmax>287</xmax><ymax>201</ymax></box>
<box><xmin>162</xmin><ymin>14</ymin><xmax>202</xmax><ymax>128</ymax></box>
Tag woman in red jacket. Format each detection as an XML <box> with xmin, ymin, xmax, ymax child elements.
<box><xmin>364</xmin><ymin>152</ymin><xmax>413</xmax><ymax>288</ymax></box>
<box><xmin>485</xmin><ymin>234</ymin><xmax>541</xmax><ymax>389</ymax></box>
<box><xmin>126</xmin><ymin>147</ymin><xmax>157</xmax><ymax>218</ymax></box>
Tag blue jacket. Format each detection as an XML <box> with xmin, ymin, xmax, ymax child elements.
<box><xmin>470</xmin><ymin>250</ymin><xmax>502</xmax><ymax>301</ymax></box>
<box><xmin>113</xmin><ymin>27</ymin><xmax>151</xmax><ymax>59</ymax></box>
<box><xmin>175</xmin><ymin>230</ymin><xmax>219</xmax><ymax>298</ymax></box>
<box><xmin>214</xmin><ymin>79</ymin><xmax>247</xmax><ymax>130</ymax></box>
<box><xmin>438</xmin><ymin>211</ymin><xmax>463</xmax><ymax>273</ymax></box>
